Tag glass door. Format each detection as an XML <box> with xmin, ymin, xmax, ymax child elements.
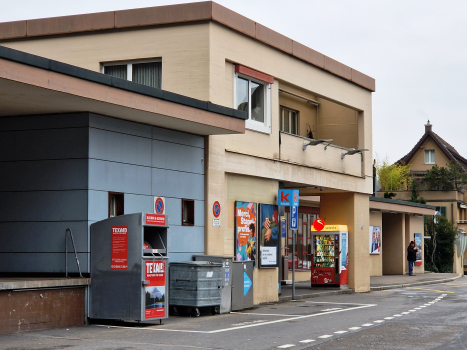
<box><xmin>313</xmin><ymin>234</ymin><xmax>335</xmax><ymax>268</ymax></box>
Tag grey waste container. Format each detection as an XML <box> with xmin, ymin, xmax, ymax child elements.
<box><xmin>193</xmin><ymin>255</ymin><xmax>232</xmax><ymax>313</ymax></box>
<box><xmin>169</xmin><ymin>261</ymin><xmax>222</xmax><ymax>316</ymax></box>
<box><xmin>231</xmin><ymin>260</ymin><xmax>254</xmax><ymax>311</ymax></box>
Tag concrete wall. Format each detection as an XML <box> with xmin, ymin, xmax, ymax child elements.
<box><xmin>370</xmin><ymin>212</ymin><xmax>383</xmax><ymax>276</ymax></box>
<box><xmin>0</xmin><ymin>113</ymin><xmax>205</xmax><ymax>273</ymax></box>
<box><xmin>319</xmin><ymin>193</ymin><xmax>370</xmax><ymax>292</ymax></box>
<box><xmin>382</xmin><ymin>213</ymin><xmax>405</xmax><ymax>274</ymax></box>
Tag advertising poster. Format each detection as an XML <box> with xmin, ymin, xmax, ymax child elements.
<box><xmin>111</xmin><ymin>226</ymin><xmax>128</xmax><ymax>270</ymax></box>
<box><xmin>235</xmin><ymin>201</ymin><xmax>257</xmax><ymax>267</ymax></box>
<box><xmin>369</xmin><ymin>226</ymin><xmax>381</xmax><ymax>255</ymax></box>
<box><xmin>414</xmin><ymin>233</ymin><xmax>422</xmax><ymax>263</ymax></box>
<box><xmin>340</xmin><ymin>231</ymin><xmax>348</xmax><ymax>285</ymax></box>
<box><xmin>259</xmin><ymin>204</ymin><xmax>279</xmax><ymax>268</ymax></box>
<box><xmin>144</xmin><ymin>260</ymin><xmax>166</xmax><ymax>319</ymax></box>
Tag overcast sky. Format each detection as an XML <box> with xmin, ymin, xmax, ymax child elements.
<box><xmin>1</xmin><ymin>0</ymin><xmax>466</xmax><ymax>163</ymax></box>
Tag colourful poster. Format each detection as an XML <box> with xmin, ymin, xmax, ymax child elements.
<box><xmin>414</xmin><ymin>233</ymin><xmax>422</xmax><ymax>263</ymax></box>
<box><xmin>369</xmin><ymin>226</ymin><xmax>381</xmax><ymax>255</ymax></box>
<box><xmin>111</xmin><ymin>226</ymin><xmax>128</xmax><ymax>270</ymax></box>
<box><xmin>259</xmin><ymin>204</ymin><xmax>279</xmax><ymax>268</ymax></box>
<box><xmin>235</xmin><ymin>201</ymin><xmax>257</xmax><ymax>267</ymax></box>
<box><xmin>144</xmin><ymin>260</ymin><xmax>166</xmax><ymax>319</ymax></box>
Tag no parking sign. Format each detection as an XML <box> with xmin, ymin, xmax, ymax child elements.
<box><xmin>154</xmin><ymin>197</ymin><xmax>165</xmax><ymax>215</ymax></box>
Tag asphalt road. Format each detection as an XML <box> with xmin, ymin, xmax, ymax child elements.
<box><xmin>2</xmin><ymin>277</ymin><xmax>467</xmax><ymax>350</ymax></box>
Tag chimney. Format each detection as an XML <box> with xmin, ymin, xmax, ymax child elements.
<box><xmin>425</xmin><ymin>120</ymin><xmax>432</xmax><ymax>133</ymax></box>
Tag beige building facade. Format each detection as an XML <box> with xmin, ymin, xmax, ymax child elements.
<box><xmin>1</xmin><ymin>2</ymin><xmax>376</xmax><ymax>302</ymax></box>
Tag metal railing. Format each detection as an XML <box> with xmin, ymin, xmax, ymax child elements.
<box><xmin>65</xmin><ymin>228</ymin><xmax>83</xmax><ymax>278</ymax></box>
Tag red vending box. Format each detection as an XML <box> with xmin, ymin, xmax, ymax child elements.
<box><xmin>310</xmin><ymin>225</ymin><xmax>348</xmax><ymax>288</ymax></box>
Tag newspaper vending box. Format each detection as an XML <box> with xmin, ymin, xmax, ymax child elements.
<box><xmin>310</xmin><ymin>225</ymin><xmax>348</xmax><ymax>288</ymax></box>
<box><xmin>90</xmin><ymin>212</ymin><xmax>169</xmax><ymax>322</ymax></box>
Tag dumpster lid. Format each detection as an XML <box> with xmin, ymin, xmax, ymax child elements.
<box><xmin>170</xmin><ymin>261</ymin><xmax>223</xmax><ymax>267</ymax></box>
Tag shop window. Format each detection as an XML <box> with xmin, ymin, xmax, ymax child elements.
<box><xmin>425</xmin><ymin>150</ymin><xmax>435</xmax><ymax>164</ymax></box>
<box><xmin>182</xmin><ymin>199</ymin><xmax>195</xmax><ymax>226</ymax></box>
<box><xmin>109</xmin><ymin>192</ymin><xmax>124</xmax><ymax>218</ymax></box>
<box><xmin>234</xmin><ymin>70</ymin><xmax>271</xmax><ymax>134</ymax></box>
<box><xmin>102</xmin><ymin>59</ymin><xmax>162</xmax><ymax>88</ymax></box>
<box><xmin>280</xmin><ymin>106</ymin><xmax>298</xmax><ymax>135</ymax></box>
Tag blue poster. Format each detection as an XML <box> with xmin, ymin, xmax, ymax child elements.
<box><xmin>341</xmin><ymin>232</ymin><xmax>347</xmax><ymax>271</ymax></box>
<box><xmin>259</xmin><ymin>204</ymin><xmax>279</xmax><ymax>268</ymax></box>
<box><xmin>414</xmin><ymin>233</ymin><xmax>422</xmax><ymax>262</ymax></box>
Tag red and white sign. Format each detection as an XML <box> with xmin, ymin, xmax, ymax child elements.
<box><xmin>111</xmin><ymin>226</ymin><xmax>128</xmax><ymax>270</ymax></box>
<box><xmin>213</xmin><ymin>201</ymin><xmax>221</xmax><ymax>218</ymax></box>
<box><xmin>312</xmin><ymin>218</ymin><xmax>326</xmax><ymax>231</ymax></box>
<box><xmin>146</xmin><ymin>213</ymin><xmax>166</xmax><ymax>226</ymax></box>
<box><xmin>154</xmin><ymin>197</ymin><xmax>165</xmax><ymax>215</ymax></box>
<box><xmin>144</xmin><ymin>260</ymin><xmax>166</xmax><ymax>319</ymax></box>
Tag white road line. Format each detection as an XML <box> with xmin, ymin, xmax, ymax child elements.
<box><xmin>305</xmin><ymin>301</ymin><xmax>371</xmax><ymax>306</ymax></box>
<box><xmin>384</xmin><ymin>317</ymin><xmax>394</xmax><ymax>320</ymax></box>
<box><xmin>420</xmin><ymin>306</ymin><xmax>427</xmax><ymax>308</ymax></box>
<box><xmin>230</xmin><ymin>312</ymin><xmax>303</xmax><ymax>317</ymax></box>
<box><xmin>334</xmin><ymin>330</ymin><xmax>348</xmax><ymax>334</ymax></box>
<box><xmin>424</xmin><ymin>304</ymin><xmax>431</xmax><ymax>306</ymax></box>
<box><xmin>442</xmin><ymin>294</ymin><xmax>447</xmax><ymax>296</ymax></box>
<box><xmin>349</xmin><ymin>327</ymin><xmax>361</xmax><ymax>330</ymax></box>
<box><xmin>409</xmin><ymin>309</ymin><xmax>417</xmax><ymax>312</ymax></box>
<box><xmin>278</xmin><ymin>345</ymin><xmax>295</xmax><ymax>348</ymax></box>
<box><xmin>207</xmin><ymin>304</ymin><xmax>376</xmax><ymax>334</ymax></box>
<box><xmin>401</xmin><ymin>312</ymin><xmax>410</xmax><ymax>314</ymax></box>
<box><xmin>374</xmin><ymin>320</ymin><xmax>384</xmax><ymax>323</ymax></box>
<box><xmin>362</xmin><ymin>323</ymin><xmax>373</xmax><ymax>327</ymax></box>
<box><xmin>299</xmin><ymin>340</ymin><xmax>315</xmax><ymax>343</ymax></box>
<box><xmin>414</xmin><ymin>308</ymin><xmax>422</xmax><ymax>310</ymax></box>
<box><xmin>96</xmin><ymin>325</ymin><xmax>206</xmax><ymax>333</ymax></box>
<box><xmin>318</xmin><ymin>335</ymin><xmax>333</xmax><ymax>338</ymax></box>
<box><xmin>393</xmin><ymin>314</ymin><xmax>403</xmax><ymax>317</ymax></box>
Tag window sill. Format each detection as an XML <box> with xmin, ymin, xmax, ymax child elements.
<box><xmin>245</xmin><ymin>121</ymin><xmax>271</xmax><ymax>135</ymax></box>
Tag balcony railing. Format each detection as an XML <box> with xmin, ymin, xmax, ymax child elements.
<box><xmin>279</xmin><ymin>131</ymin><xmax>363</xmax><ymax>177</ymax></box>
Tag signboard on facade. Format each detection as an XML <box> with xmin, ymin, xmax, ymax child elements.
<box><xmin>144</xmin><ymin>260</ymin><xmax>166</xmax><ymax>319</ymax></box>
<box><xmin>290</xmin><ymin>205</ymin><xmax>298</xmax><ymax>230</ymax></box>
<box><xmin>278</xmin><ymin>190</ymin><xmax>299</xmax><ymax>207</ymax></box>
<box><xmin>234</xmin><ymin>201</ymin><xmax>257</xmax><ymax>267</ymax></box>
<box><xmin>111</xmin><ymin>226</ymin><xmax>128</xmax><ymax>270</ymax></box>
<box><xmin>259</xmin><ymin>204</ymin><xmax>279</xmax><ymax>268</ymax></box>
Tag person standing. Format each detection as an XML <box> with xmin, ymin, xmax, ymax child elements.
<box><xmin>407</xmin><ymin>241</ymin><xmax>418</xmax><ymax>276</ymax></box>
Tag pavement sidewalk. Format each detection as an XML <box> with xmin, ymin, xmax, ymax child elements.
<box><xmin>278</xmin><ymin>272</ymin><xmax>462</xmax><ymax>302</ymax></box>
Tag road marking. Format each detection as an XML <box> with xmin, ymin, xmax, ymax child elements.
<box><xmin>278</xmin><ymin>345</ymin><xmax>295</xmax><ymax>348</ymax></box>
<box><xmin>420</xmin><ymin>306</ymin><xmax>427</xmax><ymax>308</ymax></box>
<box><xmin>299</xmin><ymin>340</ymin><xmax>315</xmax><ymax>343</ymax></box>
<box><xmin>321</xmin><ymin>308</ymin><xmax>343</xmax><ymax>312</ymax></box>
<box><xmin>424</xmin><ymin>303</ymin><xmax>431</xmax><ymax>306</ymax></box>
<box><xmin>318</xmin><ymin>335</ymin><xmax>333</xmax><ymax>338</ymax></box>
<box><xmin>384</xmin><ymin>317</ymin><xmax>394</xmax><ymax>320</ymax></box>
<box><xmin>231</xmin><ymin>312</ymin><xmax>303</xmax><ymax>317</ymax></box>
<box><xmin>394</xmin><ymin>314</ymin><xmax>402</xmax><ymax>317</ymax></box>
<box><xmin>409</xmin><ymin>309</ymin><xmax>417</xmax><ymax>312</ymax></box>
<box><xmin>349</xmin><ymin>327</ymin><xmax>361</xmax><ymax>330</ymax></box>
<box><xmin>406</xmin><ymin>287</ymin><xmax>455</xmax><ymax>293</ymax></box>
<box><xmin>401</xmin><ymin>312</ymin><xmax>410</xmax><ymax>314</ymax></box>
<box><xmin>334</xmin><ymin>330</ymin><xmax>348</xmax><ymax>334</ymax></box>
<box><xmin>374</xmin><ymin>320</ymin><xmax>384</xmax><ymax>323</ymax></box>
<box><xmin>414</xmin><ymin>308</ymin><xmax>422</xmax><ymax>310</ymax></box>
<box><xmin>305</xmin><ymin>301</ymin><xmax>371</xmax><ymax>306</ymax></box>
<box><xmin>362</xmin><ymin>323</ymin><xmax>373</xmax><ymax>327</ymax></box>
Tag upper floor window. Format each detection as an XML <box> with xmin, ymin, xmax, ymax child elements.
<box><xmin>102</xmin><ymin>59</ymin><xmax>162</xmax><ymax>89</ymax></box>
<box><xmin>234</xmin><ymin>65</ymin><xmax>272</xmax><ymax>134</ymax></box>
<box><xmin>280</xmin><ymin>106</ymin><xmax>298</xmax><ymax>135</ymax></box>
<box><xmin>425</xmin><ymin>150</ymin><xmax>435</xmax><ymax>164</ymax></box>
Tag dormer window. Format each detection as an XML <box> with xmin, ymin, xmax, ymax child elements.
<box><xmin>425</xmin><ymin>150</ymin><xmax>435</xmax><ymax>164</ymax></box>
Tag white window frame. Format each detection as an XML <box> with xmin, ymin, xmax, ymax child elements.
<box><xmin>234</xmin><ymin>72</ymin><xmax>271</xmax><ymax>134</ymax></box>
<box><xmin>101</xmin><ymin>58</ymin><xmax>162</xmax><ymax>88</ymax></box>
<box><xmin>425</xmin><ymin>149</ymin><xmax>435</xmax><ymax>164</ymax></box>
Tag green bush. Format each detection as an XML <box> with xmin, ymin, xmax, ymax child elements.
<box><xmin>424</xmin><ymin>216</ymin><xmax>457</xmax><ymax>273</ymax></box>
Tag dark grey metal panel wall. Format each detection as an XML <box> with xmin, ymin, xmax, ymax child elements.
<box><xmin>88</xmin><ymin>114</ymin><xmax>205</xmax><ymax>263</ymax></box>
<box><xmin>0</xmin><ymin>114</ymin><xmax>90</xmax><ymax>273</ymax></box>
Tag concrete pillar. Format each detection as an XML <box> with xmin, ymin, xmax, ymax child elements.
<box><xmin>382</xmin><ymin>213</ymin><xmax>405</xmax><ymax>274</ymax></box>
<box><xmin>320</xmin><ymin>192</ymin><xmax>370</xmax><ymax>292</ymax></box>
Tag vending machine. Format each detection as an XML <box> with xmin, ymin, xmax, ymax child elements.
<box><xmin>90</xmin><ymin>212</ymin><xmax>169</xmax><ymax>322</ymax></box>
<box><xmin>310</xmin><ymin>225</ymin><xmax>348</xmax><ymax>288</ymax></box>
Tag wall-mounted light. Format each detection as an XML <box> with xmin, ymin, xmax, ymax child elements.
<box><xmin>341</xmin><ymin>149</ymin><xmax>369</xmax><ymax>159</ymax></box>
<box><xmin>303</xmin><ymin>139</ymin><xmax>333</xmax><ymax>150</ymax></box>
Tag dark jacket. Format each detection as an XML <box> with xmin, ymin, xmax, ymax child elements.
<box><xmin>407</xmin><ymin>245</ymin><xmax>417</xmax><ymax>262</ymax></box>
